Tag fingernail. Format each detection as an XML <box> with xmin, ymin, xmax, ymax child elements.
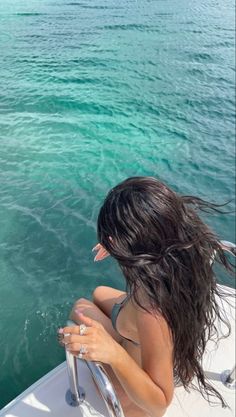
<box><xmin>57</xmin><ymin>328</ymin><xmax>64</xmax><ymax>334</ymax></box>
<box><xmin>75</xmin><ymin>308</ymin><xmax>84</xmax><ymax>315</ymax></box>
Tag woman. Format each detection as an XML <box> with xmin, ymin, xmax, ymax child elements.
<box><xmin>58</xmin><ymin>176</ymin><xmax>233</xmax><ymax>417</ymax></box>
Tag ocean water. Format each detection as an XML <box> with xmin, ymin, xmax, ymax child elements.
<box><xmin>0</xmin><ymin>0</ymin><xmax>235</xmax><ymax>409</ymax></box>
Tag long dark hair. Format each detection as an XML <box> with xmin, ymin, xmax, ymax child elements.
<box><xmin>97</xmin><ymin>176</ymin><xmax>234</xmax><ymax>407</ymax></box>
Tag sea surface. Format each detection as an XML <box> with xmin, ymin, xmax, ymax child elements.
<box><xmin>0</xmin><ymin>0</ymin><xmax>235</xmax><ymax>409</ymax></box>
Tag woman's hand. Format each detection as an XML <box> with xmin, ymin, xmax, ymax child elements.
<box><xmin>92</xmin><ymin>243</ymin><xmax>110</xmax><ymax>261</ymax></box>
<box><xmin>58</xmin><ymin>311</ymin><xmax>121</xmax><ymax>365</ymax></box>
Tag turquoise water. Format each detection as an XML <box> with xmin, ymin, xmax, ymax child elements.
<box><xmin>0</xmin><ymin>0</ymin><xmax>235</xmax><ymax>408</ymax></box>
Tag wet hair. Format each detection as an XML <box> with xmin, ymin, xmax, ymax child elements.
<box><xmin>97</xmin><ymin>176</ymin><xmax>234</xmax><ymax>407</ymax></box>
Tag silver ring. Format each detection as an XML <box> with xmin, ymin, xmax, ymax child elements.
<box><xmin>79</xmin><ymin>324</ymin><xmax>87</xmax><ymax>335</ymax></box>
<box><xmin>78</xmin><ymin>344</ymin><xmax>87</xmax><ymax>359</ymax></box>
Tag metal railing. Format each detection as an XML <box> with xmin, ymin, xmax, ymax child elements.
<box><xmin>65</xmin><ymin>321</ymin><xmax>125</xmax><ymax>417</ymax></box>
<box><xmin>221</xmin><ymin>365</ymin><xmax>236</xmax><ymax>390</ymax></box>
<box><xmin>219</xmin><ymin>241</ymin><xmax>236</xmax><ymax>390</ymax></box>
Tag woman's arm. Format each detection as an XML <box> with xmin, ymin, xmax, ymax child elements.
<box><xmin>61</xmin><ymin>308</ymin><xmax>174</xmax><ymax>417</ymax></box>
<box><xmin>110</xmin><ymin>308</ymin><xmax>174</xmax><ymax>417</ymax></box>
<box><xmin>111</xmin><ymin>347</ymin><xmax>170</xmax><ymax>417</ymax></box>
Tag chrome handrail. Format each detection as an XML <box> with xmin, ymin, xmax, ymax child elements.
<box><xmin>220</xmin><ymin>240</ymin><xmax>236</xmax><ymax>390</ymax></box>
<box><xmin>65</xmin><ymin>321</ymin><xmax>125</xmax><ymax>417</ymax></box>
<box><xmin>221</xmin><ymin>365</ymin><xmax>236</xmax><ymax>389</ymax></box>
<box><xmin>65</xmin><ymin>349</ymin><xmax>85</xmax><ymax>406</ymax></box>
<box><xmin>86</xmin><ymin>361</ymin><xmax>125</xmax><ymax>417</ymax></box>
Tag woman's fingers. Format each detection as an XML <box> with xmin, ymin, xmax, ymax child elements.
<box><xmin>60</xmin><ymin>314</ymin><xmax>103</xmax><ymax>343</ymax></box>
<box><xmin>92</xmin><ymin>243</ymin><xmax>102</xmax><ymax>252</ymax></box>
<box><xmin>92</xmin><ymin>243</ymin><xmax>110</xmax><ymax>261</ymax></box>
<box><xmin>65</xmin><ymin>342</ymin><xmax>88</xmax><ymax>352</ymax></box>
<box><xmin>60</xmin><ymin>325</ymin><xmax>81</xmax><ymax>335</ymax></box>
<box><xmin>63</xmin><ymin>333</ymin><xmax>90</xmax><ymax>344</ymax></box>
<box><xmin>62</xmin><ymin>314</ymin><xmax>100</xmax><ymax>335</ymax></box>
<box><xmin>94</xmin><ymin>247</ymin><xmax>110</xmax><ymax>261</ymax></box>
<box><xmin>58</xmin><ymin>314</ymin><xmax>106</xmax><ymax>360</ymax></box>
